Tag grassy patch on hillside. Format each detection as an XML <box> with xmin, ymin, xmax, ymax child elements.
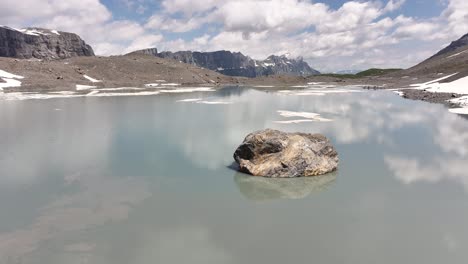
<box><xmin>320</xmin><ymin>68</ymin><xmax>402</xmax><ymax>79</ymax></box>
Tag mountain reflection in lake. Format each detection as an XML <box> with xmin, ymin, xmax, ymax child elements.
<box><xmin>0</xmin><ymin>86</ymin><xmax>468</xmax><ymax>263</ymax></box>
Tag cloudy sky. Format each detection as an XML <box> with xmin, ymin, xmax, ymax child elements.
<box><xmin>1</xmin><ymin>0</ymin><xmax>467</xmax><ymax>72</ymax></box>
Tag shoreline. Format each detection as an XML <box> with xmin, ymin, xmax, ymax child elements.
<box><xmin>1</xmin><ymin>56</ymin><xmax>467</xmax><ymax>112</ymax></box>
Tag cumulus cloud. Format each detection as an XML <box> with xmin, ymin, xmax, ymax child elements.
<box><xmin>0</xmin><ymin>0</ymin><xmax>163</xmax><ymax>56</ymax></box>
<box><xmin>147</xmin><ymin>0</ymin><xmax>463</xmax><ymax>71</ymax></box>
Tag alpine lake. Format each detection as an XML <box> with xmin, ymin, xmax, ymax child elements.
<box><xmin>1</xmin><ymin>85</ymin><xmax>468</xmax><ymax>263</ymax></box>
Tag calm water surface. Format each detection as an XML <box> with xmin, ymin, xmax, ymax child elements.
<box><xmin>1</xmin><ymin>86</ymin><xmax>468</xmax><ymax>263</ymax></box>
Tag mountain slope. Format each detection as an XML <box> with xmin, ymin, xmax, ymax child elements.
<box><xmin>129</xmin><ymin>48</ymin><xmax>320</xmax><ymax>77</ymax></box>
<box><xmin>0</xmin><ymin>26</ymin><xmax>94</xmax><ymax>60</ymax></box>
<box><xmin>399</xmin><ymin>33</ymin><xmax>468</xmax><ymax>80</ymax></box>
<box><xmin>430</xmin><ymin>33</ymin><xmax>468</xmax><ymax>59</ymax></box>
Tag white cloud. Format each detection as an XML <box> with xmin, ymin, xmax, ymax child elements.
<box><xmin>161</xmin><ymin>0</ymin><xmax>219</xmax><ymax>15</ymax></box>
<box><xmin>385</xmin><ymin>155</ymin><xmax>468</xmax><ymax>191</ymax></box>
<box><xmin>124</xmin><ymin>34</ymin><xmax>164</xmax><ymax>54</ymax></box>
<box><xmin>442</xmin><ymin>0</ymin><xmax>468</xmax><ymax>38</ymax></box>
<box><xmin>384</xmin><ymin>0</ymin><xmax>406</xmax><ymax>12</ymax></box>
<box><xmin>0</xmin><ymin>0</ymin><xmax>111</xmax><ymax>26</ymax></box>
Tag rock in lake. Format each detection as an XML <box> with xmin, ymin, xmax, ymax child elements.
<box><xmin>233</xmin><ymin>129</ymin><xmax>338</xmax><ymax>177</ymax></box>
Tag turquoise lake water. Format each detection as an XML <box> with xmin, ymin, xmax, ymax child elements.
<box><xmin>1</xmin><ymin>86</ymin><xmax>468</xmax><ymax>263</ymax></box>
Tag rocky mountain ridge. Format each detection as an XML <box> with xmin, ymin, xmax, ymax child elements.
<box><xmin>430</xmin><ymin>33</ymin><xmax>468</xmax><ymax>59</ymax></box>
<box><xmin>0</xmin><ymin>26</ymin><xmax>94</xmax><ymax>60</ymax></box>
<box><xmin>130</xmin><ymin>48</ymin><xmax>320</xmax><ymax>77</ymax></box>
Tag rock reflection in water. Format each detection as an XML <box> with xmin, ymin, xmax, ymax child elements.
<box><xmin>234</xmin><ymin>172</ymin><xmax>337</xmax><ymax>201</ymax></box>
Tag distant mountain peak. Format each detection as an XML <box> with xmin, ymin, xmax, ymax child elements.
<box><xmin>129</xmin><ymin>48</ymin><xmax>320</xmax><ymax>77</ymax></box>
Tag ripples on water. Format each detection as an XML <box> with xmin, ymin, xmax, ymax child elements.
<box><xmin>0</xmin><ymin>86</ymin><xmax>468</xmax><ymax>263</ymax></box>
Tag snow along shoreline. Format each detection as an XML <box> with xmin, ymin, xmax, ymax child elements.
<box><xmin>394</xmin><ymin>73</ymin><xmax>468</xmax><ymax>115</ymax></box>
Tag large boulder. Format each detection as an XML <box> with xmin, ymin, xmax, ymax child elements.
<box><xmin>233</xmin><ymin>129</ymin><xmax>338</xmax><ymax>177</ymax></box>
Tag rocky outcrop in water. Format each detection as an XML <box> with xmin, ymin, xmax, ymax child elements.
<box><xmin>233</xmin><ymin>129</ymin><xmax>338</xmax><ymax>177</ymax></box>
<box><xmin>0</xmin><ymin>26</ymin><xmax>94</xmax><ymax>60</ymax></box>
<box><xmin>129</xmin><ymin>48</ymin><xmax>320</xmax><ymax>77</ymax></box>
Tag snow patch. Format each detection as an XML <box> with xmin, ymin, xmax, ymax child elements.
<box><xmin>447</xmin><ymin>50</ymin><xmax>468</xmax><ymax>59</ymax></box>
<box><xmin>145</xmin><ymin>83</ymin><xmax>160</xmax><ymax>87</ymax></box>
<box><xmin>274</xmin><ymin>119</ymin><xmax>315</xmax><ymax>124</ymax></box>
<box><xmin>0</xmin><ymin>92</ymin><xmax>82</xmax><ymax>100</ymax></box>
<box><xmin>0</xmin><ymin>69</ymin><xmax>24</xmax><ymax>89</ymax></box>
<box><xmin>449</xmin><ymin>95</ymin><xmax>468</xmax><ymax>107</ymax></box>
<box><xmin>17</xmin><ymin>28</ymin><xmax>48</xmax><ymax>36</ymax></box>
<box><xmin>449</xmin><ymin>108</ymin><xmax>468</xmax><ymax>115</ymax></box>
<box><xmin>50</xmin><ymin>30</ymin><xmax>60</xmax><ymax>35</ymax></box>
<box><xmin>393</xmin><ymin>91</ymin><xmax>404</xmax><ymax>96</ymax></box>
<box><xmin>49</xmin><ymin>91</ymin><xmax>76</xmax><ymax>95</ymax></box>
<box><xmin>294</xmin><ymin>92</ymin><xmax>326</xmax><ymax>96</ymax></box>
<box><xmin>94</xmin><ymin>87</ymin><xmax>144</xmax><ymax>91</ymax></box>
<box><xmin>278</xmin><ymin>88</ymin><xmax>359</xmax><ymax>96</ymax></box>
<box><xmin>83</xmin><ymin>75</ymin><xmax>102</xmax><ymax>83</ymax></box>
<box><xmin>410</xmin><ymin>73</ymin><xmax>458</xmax><ymax>88</ymax></box>
<box><xmin>159</xmin><ymin>87</ymin><xmax>214</xmax><ymax>93</ymax></box>
<box><xmin>277</xmin><ymin>110</ymin><xmax>333</xmax><ymax>122</ymax></box>
<box><xmin>413</xmin><ymin>75</ymin><xmax>468</xmax><ymax>94</ymax></box>
<box><xmin>254</xmin><ymin>85</ymin><xmax>275</xmax><ymax>88</ymax></box>
<box><xmin>91</xmin><ymin>91</ymin><xmax>161</xmax><ymax>97</ymax></box>
<box><xmin>86</xmin><ymin>90</ymin><xmax>99</xmax><ymax>96</ymax></box>
<box><xmin>0</xmin><ymin>70</ymin><xmax>24</xmax><ymax>79</ymax></box>
<box><xmin>0</xmin><ymin>78</ymin><xmax>22</xmax><ymax>89</ymax></box>
<box><xmin>176</xmin><ymin>98</ymin><xmax>203</xmax><ymax>102</ymax></box>
<box><xmin>76</xmin><ymin>85</ymin><xmax>97</xmax><ymax>90</ymax></box>
<box><xmin>197</xmin><ymin>101</ymin><xmax>232</xmax><ymax>105</ymax></box>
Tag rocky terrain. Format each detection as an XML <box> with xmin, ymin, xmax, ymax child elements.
<box><xmin>0</xmin><ymin>54</ymin><xmax>243</xmax><ymax>92</ymax></box>
<box><xmin>233</xmin><ymin>129</ymin><xmax>339</xmax><ymax>177</ymax></box>
<box><xmin>130</xmin><ymin>48</ymin><xmax>319</xmax><ymax>77</ymax></box>
<box><xmin>0</xmin><ymin>26</ymin><xmax>94</xmax><ymax>59</ymax></box>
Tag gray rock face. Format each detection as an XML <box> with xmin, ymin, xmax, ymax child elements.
<box><xmin>431</xmin><ymin>33</ymin><xmax>468</xmax><ymax>58</ymax></box>
<box><xmin>0</xmin><ymin>26</ymin><xmax>94</xmax><ymax>60</ymax></box>
<box><xmin>130</xmin><ymin>48</ymin><xmax>320</xmax><ymax>77</ymax></box>
<box><xmin>259</xmin><ymin>55</ymin><xmax>320</xmax><ymax>76</ymax></box>
<box><xmin>129</xmin><ymin>47</ymin><xmax>158</xmax><ymax>56</ymax></box>
<box><xmin>158</xmin><ymin>50</ymin><xmax>259</xmax><ymax>77</ymax></box>
<box><xmin>233</xmin><ymin>129</ymin><xmax>339</xmax><ymax>178</ymax></box>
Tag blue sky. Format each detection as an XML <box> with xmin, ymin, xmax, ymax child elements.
<box><xmin>1</xmin><ymin>0</ymin><xmax>466</xmax><ymax>72</ymax></box>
